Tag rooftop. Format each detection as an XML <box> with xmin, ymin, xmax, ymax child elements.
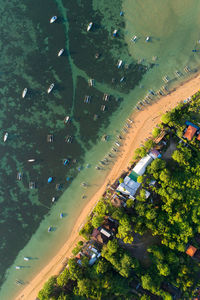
<box><xmin>184</xmin><ymin>125</ymin><xmax>197</xmax><ymax>141</ymax></box>
<box><xmin>186</xmin><ymin>245</ymin><xmax>197</xmax><ymax>257</ymax></box>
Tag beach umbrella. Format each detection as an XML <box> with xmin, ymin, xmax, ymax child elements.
<box><xmin>48</xmin><ymin>177</ymin><xmax>53</xmax><ymax>183</ymax></box>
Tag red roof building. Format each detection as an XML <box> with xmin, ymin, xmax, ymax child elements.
<box><xmin>184</xmin><ymin>125</ymin><xmax>197</xmax><ymax>141</ymax></box>
<box><xmin>186</xmin><ymin>245</ymin><xmax>197</xmax><ymax>257</ymax></box>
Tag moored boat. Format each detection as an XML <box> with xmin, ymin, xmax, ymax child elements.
<box><xmin>50</xmin><ymin>16</ymin><xmax>57</xmax><ymax>24</ymax></box>
<box><xmin>17</xmin><ymin>172</ymin><xmax>22</xmax><ymax>180</ymax></box>
<box><xmin>22</xmin><ymin>88</ymin><xmax>28</xmax><ymax>98</ymax></box>
<box><xmin>145</xmin><ymin>36</ymin><xmax>150</xmax><ymax>42</ymax></box>
<box><xmin>58</xmin><ymin>49</ymin><xmax>64</xmax><ymax>57</ymax></box>
<box><xmin>64</xmin><ymin>116</ymin><xmax>70</xmax><ymax>124</ymax></box>
<box><xmin>28</xmin><ymin>159</ymin><xmax>35</xmax><ymax>162</ymax></box>
<box><xmin>113</xmin><ymin>29</ymin><xmax>118</xmax><ymax>37</ymax></box>
<box><xmin>47</xmin><ymin>83</ymin><xmax>54</xmax><ymax>94</ymax></box>
<box><xmin>3</xmin><ymin>132</ymin><xmax>8</xmax><ymax>142</ymax></box>
<box><xmin>24</xmin><ymin>257</ymin><xmax>29</xmax><ymax>261</ymax></box>
<box><xmin>48</xmin><ymin>226</ymin><xmax>52</xmax><ymax>232</ymax></box>
<box><xmin>87</xmin><ymin>22</ymin><xmax>93</xmax><ymax>32</ymax></box>
<box><xmin>63</xmin><ymin>159</ymin><xmax>69</xmax><ymax>166</ymax></box>
<box><xmin>117</xmin><ymin>60</ymin><xmax>123</xmax><ymax>68</ymax></box>
<box><xmin>131</xmin><ymin>35</ymin><xmax>137</xmax><ymax>42</ymax></box>
<box><xmin>60</xmin><ymin>213</ymin><xmax>64</xmax><ymax>219</ymax></box>
<box><xmin>15</xmin><ymin>266</ymin><xmax>21</xmax><ymax>270</ymax></box>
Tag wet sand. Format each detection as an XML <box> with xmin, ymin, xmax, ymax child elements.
<box><xmin>16</xmin><ymin>72</ymin><xmax>200</xmax><ymax>300</ymax></box>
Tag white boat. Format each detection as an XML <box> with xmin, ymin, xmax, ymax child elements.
<box><xmin>64</xmin><ymin>116</ymin><xmax>70</xmax><ymax>124</ymax></box>
<box><xmin>58</xmin><ymin>49</ymin><xmax>64</xmax><ymax>57</ymax></box>
<box><xmin>87</xmin><ymin>22</ymin><xmax>93</xmax><ymax>32</ymax></box>
<box><xmin>24</xmin><ymin>257</ymin><xmax>29</xmax><ymax>261</ymax></box>
<box><xmin>3</xmin><ymin>133</ymin><xmax>8</xmax><ymax>142</ymax></box>
<box><xmin>15</xmin><ymin>266</ymin><xmax>21</xmax><ymax>270</ymax></box>
<box><xmin>28</xmin><ymin>159</ymin><xmax>35</xmax><ymax>162</ymax></box>
<box><xmin>17</xmin><ymin>172</ymin><xmax>22</xmax><ymax>180</ymax></box>
<box><xmin>22</xmin><ymin>88</ymin><xmax>28</xmax><ymax>98</ymax></box>
<box><xmin>50</xmin><ymin>16</ymin><xmax>57</xmax><ymax>24</ymax></box>
<box><xmin>131</xmin><ymin>35</ymin><xmax>137</xmax><ymax>42</ymax></box>
<box><xmin>113</xmin><ymin>29</ymin><xmax>118</xmax><ymax>37</ymax></box>
<box><xmin>145</xmin><ymin>36</ymin><xmax>150</xmax><ymax>42</ymax></box>
<box><xmin>47</xmin><ymin>83</ymin><xmax>54</xmax><ymax>94</ymax></box>
<box><xmin>48</xmin><ymin>226</ymin><xmax>52</xmax><ymax>232</ymax></box>
<box><xmin>117</xmin><ymin>60</ymin><xmax>123</xmax><ymax>68</ymax></box>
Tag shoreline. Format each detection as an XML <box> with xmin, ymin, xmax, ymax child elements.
<box><xmin>16</xmin><ymin>73</ymin><xmax>200</xmax><ymax>300</ymax></box>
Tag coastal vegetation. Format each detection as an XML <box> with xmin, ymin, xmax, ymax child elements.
<box><xmin>38</xmin><ymin>93</ymin><xmax>200</xmax><ymax>299</ymax></box>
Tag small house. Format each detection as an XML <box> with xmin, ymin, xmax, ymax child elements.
<box><xmin>186</xmin><ymin>245</ymin><xmax>197</xmax><ymax>257</ymax></box>
<box><xmin>184</xmin><ymin>125</ymin><xmax>197</xmax><ymax>141</ymax></box>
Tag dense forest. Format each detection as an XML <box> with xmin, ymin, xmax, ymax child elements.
<box><xmin>38</xmin><ymin>92</ymin><xmax>200</xmax><ymax>299</ymax></box>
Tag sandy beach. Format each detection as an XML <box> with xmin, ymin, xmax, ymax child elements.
<box><xmin>16</xmin><ymin>73</ymin><xmax>200</xmax><ymax>300</ymax></box>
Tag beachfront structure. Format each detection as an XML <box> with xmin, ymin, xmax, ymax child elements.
<box><xmin>132</xmin><ymin>154</ymin><xmax>153</xmax><ymax>176</ymax></box>
<box><xmin>149</xmin><ymin>149</ymin><xmax>161</xmax><ymax>159</ymax></box>
<box><xmin>111</xmin><ymin>193</ymin><xmax>126</xmax><ymax>208</ymax></box>
<box><xmin>117</xmin><ymin>176</ymin><xmax>141</xmax><ymax>198</ymax></box>
<box><xmin>77</xmin><ymin>242</ymin><xmax>101</xmax><ymax>266</ymax></box>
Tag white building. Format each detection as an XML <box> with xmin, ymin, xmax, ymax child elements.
<box><xmin>132</xmin><ymin>154</ymin><xmax>153</xmax><ymax>176</ymax></box>
<box><xmin>117</xmin><ymin>176</ymin><xmax>141</xmax><ymax>198</ymax></box>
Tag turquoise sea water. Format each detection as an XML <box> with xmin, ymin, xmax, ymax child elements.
<box><xmin>1</xmin><ymin>0</ymin><xmax>200</xmax><ymax>299</ymax></box>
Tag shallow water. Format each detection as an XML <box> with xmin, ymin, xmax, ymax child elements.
<box><xmin>0</xmin><ymin>0</ymin><xmax>200</xmax><ymax>299</ymax></box>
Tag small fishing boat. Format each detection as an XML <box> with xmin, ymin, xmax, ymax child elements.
<box><xmin>58</xmin><ymin>48</ymin><xmax>64</xmax><ymax>57</ymax></box>
<box><xmin>15</xmin><ymin>266</ymin><xmax>21</xmax><ymax>270</ymax></box>
<box><xmin>47</xmin><ymin>134</ymin><xmax>53</xmax><ymax>142</ymax></box>
<box><xmin>65</xmin><ymin>135</ymin><xmax>73</xmax><ymax>143</ymax></box>
<box><xmin>117</xmin><ymin>60</ymin><xmax>123</xmax><ymax>68</ymax></box>
<box><xmin>48</xmin><ymin>226</ymin><xmax>52</xmax><ymax>232</ymax></box>
<box><xmin>50</xmin><ymin>16</ymin><xmax>57</xmax><ymax>24</ymax></box>
<box><xmin>22</xmin><ymin>88</ymin><xmax>28</xmax><ymax>98</ymax></box>
<box><xmin>60</xmin><ymin>213</ymin><xmax>64</xmax><ymax>219</ymax></box>
<box><xmin>87</xmin><ymin>22</ymin><xmax>93</xmax><ymax>32</ymax></box>
<box><xmin>131</xmin><ymin>35</ymin><xmax>137</xmax><ymax>42</ymax></box>
<box><xmin>47</xmin><ymin>83</ymin><xmax>54</xmax><ymax>94</ymax></box>
<box><xmin>17</xmin><ymin>172</ymin><xmax>22</xmax><ymax>180</ymax></box>
<box><xmin>145</xmin><ymin>36</ymin><xmax>150</xmax><ymax>42</ymax></box>
<box><xmin>52</xmin><ymin>197</ymin><xmax>56</xmax><ymax>203</ymax></box>
<box><xmin>16</xmin><ymin>280</ymin><xmax>24</xmax><ymax>286</ymax></box>
<box><xmin>63</xmin><ymin>159</ymin><xmax>69</xmax><ymax>166</ymax></box>
<box><xmin>120</xmin><ymin>77</ymin><xmax>125</xmax><ymax>82</ymax></box>
<box><xmin>3</xmin><ymin>132</ymin><xmax>8</xmax><ymax>142</ymax></box>
<box><xmin>115</xmin><ymin>142</ymin><xmax>121</xmax><ymax>147</ymax></box>
<box><xmin>113</xmin><ymin>29</ymin><xmax>118</xmax><ymax>37</ymax></box>
<box><xmin>103</xmin><ymin>94</ymin><xmax>110</xmax><ymax>101</ymax></box>
<box><xmin>184</xmin><ymin>66</ymin><xmax>191</xmax><ymax>73</ymax></box>
<box><xmin>24</xmin><ymin>257</ymin><xmax>29</xmax><ymax>261</ymax></box>
<box><xmin>48</xmin><ymin>177</ymin><xmax>53</xmax><ymax>183</ymax></box>
<box><xmin>162</xmin><ymin>76</ymin><xmax>170</xmax><ymax>83</ymax></box>
<box><xmin>29</xmin><ymin>182</ymin><xmax>36</xmax><ymax>189</ymax></box>
<box><xmin>81</xmin><ymin>182</ymin><xmax>88</xmax><ymax>187</ymax></box>
<box><xmin>28</xmin><ymin>159</ymin><xmax>35</xmax><ymax>162</ymax></box>
<box><xmin>88</xmin><ymin>78</ymin><xmax>94</xmax><ymax>86</ymax></box>
<box><xmin>175</xmin><ymin>70</ymin><xmax>181</xmax><ymax>77</ymax></box>
<box><xmin>64</xmin><ymin>116</ymin><xmax>70</xmax><ymax>124</ymax></box>
<box><xmin>101</xmin><ymin>105</ymin><xmax>106</xmax><ymax>111</ymax></box>
<box><xmin>120</xmin><ymin>11</ymin><xmax>124</xmax><ymax>16</ymax></box>
<box><xmin>84</xmin><ymin>95</ymin><xmax>91</xmax><ymax>104</ymax></box>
